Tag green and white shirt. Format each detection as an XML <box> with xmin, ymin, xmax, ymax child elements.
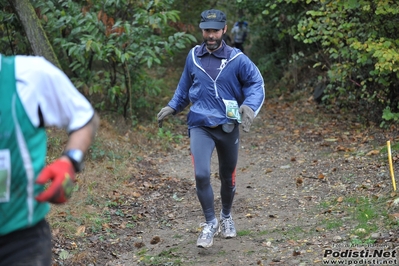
<box><xmin>0</xmin><ymin>55</ymin><xmax>94</xmax><ymax>235</ymax></box>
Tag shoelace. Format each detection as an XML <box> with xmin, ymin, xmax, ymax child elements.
<box><xmin>199</xmin><ymin>223</ymin><xmax>215</xmax><ymax>238</ymax></box>
<box><xmin>221</xmin><ymin>217</ymin><xmax>234</xmax><ymax>231</ymax></box>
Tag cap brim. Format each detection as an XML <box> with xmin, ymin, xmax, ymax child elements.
<box><xmin>199</xmin><ymin>21</ymin><xmax>225</xmax><ymax>29</ymax></box>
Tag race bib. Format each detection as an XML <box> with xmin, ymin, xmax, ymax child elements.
<box><xmin>223</xmin><ymin>99</ymin><xmax>241</xmax><ymax>123</ymax></box>
<box><xmin>0</xmin><ymin>149</ymin><xmax>11</xmax><ymax>203</ymax></box>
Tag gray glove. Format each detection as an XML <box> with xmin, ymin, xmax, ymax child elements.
<box><xmin>157</xmin><ymin>106</ymin><xmax>175</xmax><ymax>128</ymax></box>
<box><xmin>239</xmin><ymin>105</ymin><xmax>255</xmax><ymax>132</ymax></box>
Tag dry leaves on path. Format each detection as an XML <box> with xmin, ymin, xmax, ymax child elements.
<box><xmin>51</xmin><ymin>91</ymin><xmax>399</xmax><ymax>266</ymax></box>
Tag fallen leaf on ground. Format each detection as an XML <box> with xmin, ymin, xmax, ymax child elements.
<box><xmin>366</xmin><ymin>150</ymin><xmax>380</xmax><ymax>156</ymax></box>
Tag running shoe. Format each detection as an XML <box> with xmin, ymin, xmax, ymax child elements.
<box><xmin>219</xmin><ymin>215</ymin><xmax>237</xmax><ymax>238</ymax></box>
<box><xmin>197</xmin><ymin>222</ymin><xmax>218</xmax><ymax>248</ymax></box>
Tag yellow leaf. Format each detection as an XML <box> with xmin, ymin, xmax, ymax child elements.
<box><xmin>76</xmin><ymin>226</ymin><xmax>86</xmax><ymax>236</ymax></box>
<box><xmin>324</xmin><ymin>138</ymin><xmax>338</xmax><ymax>142</ymax></box>
<box><xmin>366</xmin><ymin>150</ymin><xmax>379</xmax><ymax>156</ymax></box>
<box><xmin>389</xmin><ymin>213</ymin><xmax>399</xmax><ymax>220</ymax></box>
<box><xmin>132</xmin><ymin>192</ymin><xmax>141</xmax><ymax>198</ymax></box>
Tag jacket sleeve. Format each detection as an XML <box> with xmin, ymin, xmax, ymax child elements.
<box><xmin>239</xmin><ymin>58</ymin><xmax>265</xmax><ymax>117</ymax></box>
<box><xmin>167</xmin><ymin>50</ymin><xmax>194</xmax><ymax>113</ymax></box>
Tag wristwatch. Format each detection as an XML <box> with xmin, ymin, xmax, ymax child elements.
<box><xmin>62</xmin><ymin>149</ymin><xmax>84</xmax><ymax>172</ymax></box>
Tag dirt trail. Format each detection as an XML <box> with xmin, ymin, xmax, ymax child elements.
<box><xmin>102</xmin><ymin>94</ymin><xmax>399</xmax><ymax>265</ymax></box>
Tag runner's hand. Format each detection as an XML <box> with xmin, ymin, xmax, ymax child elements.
<box><xmin>35</xmin><ymin>159</ymin><xmax>75</xmax><ymax>204</ymax></box>
<box><xmin>157</xmin><ymin>106</ymin><xmax>175</xmax><ymax>128</ymax></box>
<box><xmin>239</xmin><ymin>105</ymin><xmax>255</xmax><ymax>132</ymax></box>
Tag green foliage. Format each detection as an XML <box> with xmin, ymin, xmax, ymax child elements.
<box><xmin>0</xmin><ymin>1</ymin><xmax>31</xmax><ymax>55</ymax></box>
<box><xmin>39</xmin><ymin>0</ymin><xmax>196</xmax><ymax>121</ymax></box>
<box><xmin>236</xmin><ymin>0</ymin><xmax>319</xmax><ymax>89</ymax></box>
<box><xmin>381</xmin><ymin>106</ymin><xmax>399</xmax><ymax>127</ymax></box>
<box><xmin>1</xmin><ymin>0</ymin><xmax>196</xmax><ymax>122</ymax></box>
<box><xmin>319</xmin><ymin>195</ymin><xmax>387</xmax><ymax>242</ymax></box>
<box><xmin>157</xmin><ymin>128</ymin><xmax>183</xmax><ymax>148</ymax></box>
<box><xmin>236</xmin><ymin>0</ymin><xmax>399</xmax><ymax>124</ymax></box>
<box><xmin>294</xmin><ymin>0</ymin><xmax>399</xmax><ymax>123</ymax></box>
<box><xmin>136</xmin><ymin>247</ymin><xmax>183</xmax><ymax>265</ymax></box>
<box><xmin>237</xmin><ymin>229</ymin><xmax>251</xmax><ymax>237</ymax></box>
<box><xmin>89</xmin><ymin>140</ymin><xmax>106</xmax><ymax>160</ymax></box>
<box><xmin>4</xmin><ymin>0</ymin><xmax>399</xmax><ymax>124</ymax></box>
<box><xmin>325</xmin><ymin>220</ymin><xmax>343</xmax><ymax>230</ymax></box>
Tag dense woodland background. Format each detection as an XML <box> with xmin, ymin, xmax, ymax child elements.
<box><xmin>2</xmin><ymin>2</ymin><xmax>399</xmax><ymax>264</ymax></box>
<box><xmin>1</xmin><ymin>0</ymin><xmax>399</xmax><ymax>126</ymax></box>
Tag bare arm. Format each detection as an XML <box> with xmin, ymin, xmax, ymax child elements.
<box><xmin>61</xmin><ymin>113</ymin><xmax>100</xmax><ymax>161</ymax></box>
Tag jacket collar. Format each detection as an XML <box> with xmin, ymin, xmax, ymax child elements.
<box><xmin>196</xmin><ymin>41</ymin><xmax>232</xmax><ymax>59</ymax></box>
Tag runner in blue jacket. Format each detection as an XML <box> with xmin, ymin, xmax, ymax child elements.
<box><xmin>157</xmin><ymin>9</ymin><xmax>265</xmax><ymax>248</ymax></box>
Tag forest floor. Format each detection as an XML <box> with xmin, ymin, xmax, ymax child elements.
<box><xmin>49</xmin><ymin>87</ymin><xmax>399</xmax><ymax>266</ymax></box>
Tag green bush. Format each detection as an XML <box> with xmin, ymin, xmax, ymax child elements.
<box><xmin>0</xmin><ymin>0</ymin><xmax>196</xmax><ymax>122</ymax></box>
<box><xmin>237</xmin><ymin>0</ymin><xmax>399</xmax><ymax>124</ymax></box>
<box><xmin>38</xmin><ymin>0</ymin><xmax>196</xmax><ymax>121</ymax></box>
<box><xmin>294</xmin><ymin>0</ymin><xmax>399</xmax><ymax>123</ymax></box>
<box><xmin>0</xmin><ymin>1</ymin><xmax>31</xmax><ymax>55</ymax></box>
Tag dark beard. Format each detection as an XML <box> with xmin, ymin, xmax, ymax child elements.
<box><xmin>205</xmin><ymin>38</ymin><xmax>222</xmax><ymax>51</ymax></box>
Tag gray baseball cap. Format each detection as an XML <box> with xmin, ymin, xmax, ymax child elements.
<box><xmin>199</xmin><ymin>9</ymin><xmax>227</xmax><ymax>30</ymax></box>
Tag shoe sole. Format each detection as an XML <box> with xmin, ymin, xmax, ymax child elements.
<box><xmin>197</xmin><ymin>236</ymin><xmax>215</xmax><ymax>248</ymax></box>
<box><xmin>221</xmin><ymin>234</ymin><xmax>237</xmax><ymax>239</ymax></box>
<box><xmin>197</xmin><ymin>231</ymin><xmax>218</xmax><ymax>248</ymax></box>
<box><xmin>197</xmin><ymin>241</ymin><xmax>213</xmax><ymax>248</ymax></box>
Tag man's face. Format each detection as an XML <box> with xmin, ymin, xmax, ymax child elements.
<box><xmin>202</xmin><ymin>26</ymin><xmax>226</xmax><ymax>51</ymax></box>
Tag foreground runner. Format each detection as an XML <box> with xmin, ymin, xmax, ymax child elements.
<box><xmin>0</xmin><ymin>54</ymin><xmax>99</xmax><ymax>265</ymax></box>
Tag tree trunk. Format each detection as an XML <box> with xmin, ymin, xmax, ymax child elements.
<box><xmin>8</xmin><ymin>0</ymin><xmax>61</xmax><ymax>69</ymax></box>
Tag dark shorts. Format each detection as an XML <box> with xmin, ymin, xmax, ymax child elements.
<box><xmin>0</xmin><ymin>219</ymin><xmax>52</xmax><ymax>266</ymax></box>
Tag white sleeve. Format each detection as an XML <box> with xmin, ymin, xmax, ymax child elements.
<box><xmin>15</xmin><ymin>55</ymin><xmax>94</xmax><ymax>133</ymax></box>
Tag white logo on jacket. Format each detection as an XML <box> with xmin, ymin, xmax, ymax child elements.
<box><xmin>218</xmin><ymin>59</ymin><xmax>227</xmax><ymax>71</ymax></box>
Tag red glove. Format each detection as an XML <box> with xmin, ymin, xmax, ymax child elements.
<box><xmin>35</xmin><ymin>159</ymin><xmax>76</xmax><ymax>204</ymax></box>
